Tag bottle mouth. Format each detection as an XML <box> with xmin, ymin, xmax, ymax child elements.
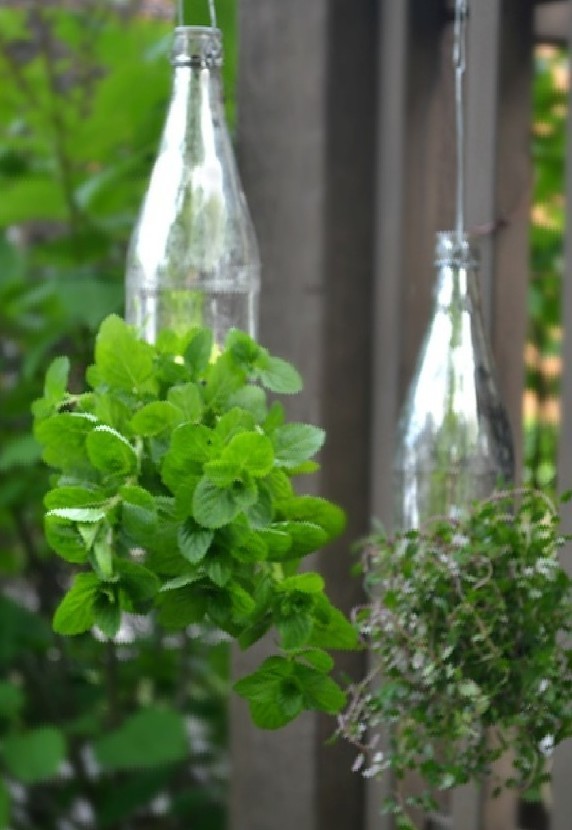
<box><xmin>171</xmin><ymin>26</ymin><xmax>223</xmax><ymax>68</ymax></box>
<box><xmin>434</xmin><ymin>230</ymin><xmax>479</xmax><ymax>268</ymax></box>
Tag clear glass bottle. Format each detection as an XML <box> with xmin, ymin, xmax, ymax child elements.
<box><xmin>394</xmin><ymin>231</ymin><xmax>515</xmax><ymax>529</ymax></box>
<box><xmin>125</xmin><ymin>26</ymin><xmax>260</xmax><ymax>346</ymax></box>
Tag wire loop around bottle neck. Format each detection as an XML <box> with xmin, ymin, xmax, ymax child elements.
<box><xmin>177</xmin><ymin>0</ymin><xmax>217</xmax><ymax>30</ymax></box>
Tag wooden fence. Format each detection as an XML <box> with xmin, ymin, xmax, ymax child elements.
<box><xmin>230</xmin><ymin>1</ymin><xmax>572</xmax><ymax>829</ymax></box>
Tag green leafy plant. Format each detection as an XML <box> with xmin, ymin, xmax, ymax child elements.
<box><xmin>34</xmin><ymin>314</ymin><xmax>357</xmax><ymax>733</ymax></box>
<box><xmin>339</xmin><ymin>489</ymin><xmax>572</xmax><ymax>829</ymax></box>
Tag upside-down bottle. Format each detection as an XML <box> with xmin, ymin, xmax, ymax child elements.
<box><xmin>394</xmin><ymin>231</ymin><xmax>515</xmax><ymax>529</ymax></box>
<box><xmin>125</xmin><ymin>26</ymin><xmax>260</xmax><ymax>346</ymax></box>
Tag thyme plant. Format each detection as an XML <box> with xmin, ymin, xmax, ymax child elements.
<box><xmin>339</xmin><ymin>490</ymin><xmax>572</xmax><ymax>828</ymax></box>
<box><xmin>34</xmin><ymin>315</ymin><xmax>356</xmax><ymax>732</ymax></box>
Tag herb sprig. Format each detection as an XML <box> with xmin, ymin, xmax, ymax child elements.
<box><xmin>34</xmin><ymin>314</ymin><xmax>357</xmax><ymax>730</ymax></box>
<box><xmin>339</xmin><ymin>490</ymin><xmax>572</xmax><ymax>827</ymax></box>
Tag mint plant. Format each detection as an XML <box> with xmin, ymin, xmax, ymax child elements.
<box><xmin>33</xmin><ymin>314</ymin><xmax>356</xmax><ymax>731</ymax></box>
<box><xmin>339</xmin><ymin>489</ymin><xmax>572</xmax><ymax>828</ymax></box>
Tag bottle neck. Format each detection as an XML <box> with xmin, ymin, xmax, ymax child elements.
<box><xmin>433</xmin><ymin>261</ymin><xmax>478</xmax><ymax>311</ymax></box>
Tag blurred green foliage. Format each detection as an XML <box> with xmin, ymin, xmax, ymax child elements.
<box><xmin>0</xmin><ymin>1</ymin><xmax>236</xmax><ymax>827</ymax></box>
<box><xmin>525</xmin><ymin>46</ymin><xmax>567</xmax><ymax>493</ymax></box>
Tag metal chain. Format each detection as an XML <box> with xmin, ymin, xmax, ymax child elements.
<box><xmin>177</xmin><ymin>0</ymin><xmax>217</xmax><ymax>29</ymax></box>
<box><xmin>454</xmin><ymin>0</ymin><xmax>468</xmax><ymax>241</ymax></box>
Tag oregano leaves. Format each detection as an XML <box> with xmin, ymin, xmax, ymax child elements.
<box><xmin>34</xmin><ymin>315</ymin><xmax>356</xmax><ymax>729</ymax></box>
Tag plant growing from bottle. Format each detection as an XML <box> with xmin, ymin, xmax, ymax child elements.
<box><xmin>34</xmin><ymin>314</ymin><xmax>357</xmax><ymax>732</ymax></box>
<box><xmin>339</xmin><ymin>489</ymin><xmax>572</xmax><ymax>830</ymax></box>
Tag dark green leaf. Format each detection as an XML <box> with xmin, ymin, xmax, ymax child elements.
<box><xmin>178</xmin><ymin>519</ymin><xmax>214</xmax><ymax>563</ymax></box>
<box><xmin>94</xmin><ymin>707</ymin><xmax>188</xmax><ymax>770</ymax></box>
<box><xmin>86</xmin><ymin>426</ymin><xmax>137</xmax><ymax>476</ymax></box>
<box><xmin>3</xmin><ymin>728</ymin><xmax>66</xmax><ymax>783</ymax></box>
<box><xmin>52</xmin><ymin>572</ymin><xmax>99</xmax><ymax>635</ymax></box>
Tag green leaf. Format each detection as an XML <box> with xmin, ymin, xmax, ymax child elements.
<box><xmin>308</xmin><ymin>597</ymin><xmax>358</xmax><ymax>650</ymax></box>
<box><xmin>44</xmin><ymin>355</ymin><xmax>70</xmax><ymax>402</ymax></box>
<box><xmin>116</xmin><ymin>559</ymin><xmax>160</xmax><ymax>606</ymax></box>
<box><xmin>86</xmin><ymin>426</ymin><xmax>137</xmax><ymax>476</ymax></box>
<box><xmin>205</xmin><ymin>555</ymin><xmax>232</xmax><ymax>587</ymax></box>
<box><xmin>272</xmin><ymin>424</ymin><xmax>325</xmax><ymax>468</ymax></box>
<box><xmin>223</xmin><ymin>432</ymin><xmax>274</xmax><ymax>477</ymax></box>
<box><xmin>178</xmin><ymin>519</ymin><xmax>214</xmax><ymax>563</ymax></box>
<box><xmin>0</xmin><ymin>778</ymin><xmax>9</xmax><ymax>828</ymax></box>
<box><xmin>156</xmin><ymin>584</ymin><xmax>208</xmax><ymax>629</ymax></box>
<box><xmin>0</xmin><ymin>435</ymin><xmax>42</xmax><ymax>472</ymax></box>
<box><xmin>204</xmin><ymin>459</ymin><xmax>242</xmax><ymax>487</ymax></box>
<box><xmin>227</xmin><ymin>385</ymin><xmax>268</xmax><ymax>421</ymax></box>
<box><xmin>44</xmin><ymin>486</ymin><xmax>105</xmax><ymax>510</ymax></box>
<box><xmin>268</xmin><ymin>521</ymin><xmax>328</xmax><ymax>560</ymax></box>
<box><xmin>35</xmin><ymin>412</ymin><xmax>96</xmax><ymax>470</ymax></box>
<box><xmin>93</xmin><ymin>592</ymin><xmax>121</xmax><ymax>639</ymax></box>
<box><xmin>130</xmin><ymin>401</ymin><xmax>180</xmax><ymax>436</ymax></box>
<box><xmin>0</xmin><ymin>682</ymin><xmax>24</xmax><ymax>719</ymax></box>
<box><xmin>47</xmin><ymin>507</ymin><xmax>106</xmax><ymax>523</ymax></box>
<box><xmin>184</xmin><ymin>328</ymin><xmax>214</xmax><ymax>376</ymax></box>
<box><xmin>167</xmin><ymin>382</ymin><xmax>204</xmax><ymax>422</ymax></box>
<box><xmin>297</xmin><ymin>649</ymin><xmax>335</xmax><ymax>673</ymax></box>
<box><xmin>203</xmin><ymin>352</ymin><xmax>244</xmax><ymax>409</ymax></box>
<box><xmin>94</xmin><ymin>315</ymin><xmax>155</xmax><ymax>393</ymax></box>
<box><xmin>234</xmin><ymin>657</ymin><xmax>301</xmax><ymax>729</ymax></box>
<box><xmin>277</xmin><ymin>496</ymin><xmax>346</xmax><ymax>541</ymax></box>
<box><xmin>45</xmin><ymin>514</ymin><xmax>89</xmax><ymax>563</ymax></box>
<box><xmin>167</xmin><ymin>423</ymin><xmax>221</xmax><ymax>467</ymax></box>
<box><xmin>257</xmin><ymin>528</ymin><xmax>292</xmax><ymax>558</ymax></box>
<box><xmin>277</xmin><ymin>573</ymin><xmax>325</xmax><ymax>594</ymax></box>
<box><xmin>277</xmin><ymin>614</ymin><xmax>314</xmax><ymax>650</ymax></box>
<box><xmin>293</xmin><ymin>663</ymin><xmax>346</xmax><ymax>714</ymax></box>
<box><xmin>192</xmin><ymin>477</ymin><xmax>257</xmax><ymax>529</ymax></box>
<box><xmin>52</xmin><ymin>572</ymin><xmax>99</xmax><ymax>635</ymax></box>
<box><xmin>192</xmin><ymin>478</ymin><xmax>241</xmax><ymax>528</ymax></box>
<box><xmin>215</xmin><ymin>407</ymin><xmax>256</xmax><ymax>442</ymax></box>
<box><xmin>94</xmin><ymin>707</ymin><xmax>188</xmax><ymax>771</ymax></box>
<box><xmin>92</xmin><ymin>534</ymin><xmax>114</xmax><ymax>579</ymax></box>
<box><xmin>3</xmin><ymin>728</ymin><xmax>66</xmax><ymax>783</ymax></box>
<box><xmin>256</xmin><ymin>355</ymin><xmax>303</xmax><ymax>394</ymax></box>
<box><xmin>120</xmin><ymin>485</ymin><xmax>157</xmax><ymax>543</ymax></box>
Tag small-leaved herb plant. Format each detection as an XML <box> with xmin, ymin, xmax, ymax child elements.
<box><xmin>33</xmin><ymin>314</ymin><xmax>357</xmax><ymax>731</ymax></box>
<box><xmin>339</xmin><ymin>489</ymin><xmax>572</xmax><ymax>828</ymax></box>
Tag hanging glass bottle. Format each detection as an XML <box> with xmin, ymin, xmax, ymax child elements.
<box><xmin>125</xmin><ymin>25</ymin><xmax>260</xmax><ymax>347</ymax></box>
<box><xmin>394</xmin><ymin>231</ymin><xmax>515</xmax><ymax>529</ymax></box>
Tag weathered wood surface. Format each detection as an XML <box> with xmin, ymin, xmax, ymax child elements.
<box><xmin>233</xmin><ymin>0</ymin><xmax>565</xmax><ymax>828</ymax></box>
<box><xmin>231</xmin><ymin>2</ymin><xmax>376</xmax><ymax>829</ymax></box>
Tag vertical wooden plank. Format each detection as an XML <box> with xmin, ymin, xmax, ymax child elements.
<box><xmin>317</xmin><ymin>0</ymin><xmax>377</xmax><ymax>826</ymax></box>
<box><xmin>465</xmin><ymin>0</ymin><xmax>502</xmax><ymax>329</ymax></box>
<box><xmin>488</xmin><ymin>0</ymin><xmax>534</xmax><ymax>481</ymax></box>
<box><xmin>367</xmin><ymin>0</ymin><xmax>410</xmax><ymax>825</ymax></box>
<box><xmin>232</xmin><ymin>2</ymin><xmax>377</xmax><ymax>830</ymax></box>
<box><xmin>552</xmin><ymin>5</ymin><xmax>572</xmax><ymax>829</ymax></box>
<box><xmin>231</xmin><ymin>4</ymin><xmax>328</xmax><ymax>829</ymax></box>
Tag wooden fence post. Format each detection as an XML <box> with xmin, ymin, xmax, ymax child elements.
<box><xmin>231</xmin><ymin>2</ymin><xmax>377</xmax><ymax>829</ymax></box>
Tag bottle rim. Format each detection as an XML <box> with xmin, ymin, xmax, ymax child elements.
<box><xmin>434</xmin><ymin>230</ymin><xmax>479</xmax><ymax>267</ymax></box>
<box><xmin>171</xmin><ymin>26</ymin><xmax>223</xmax><ymax>68</ymax></box>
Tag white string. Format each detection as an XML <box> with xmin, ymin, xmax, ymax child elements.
<box><xmin>176</xmin><ymin>0</ymin><xmax>217</xmax><ymax>28</ymax></box>
<box><xmin>454</xmin><ymin>0</ymin><xmax>468</xmax><ymax>242</ymax></box>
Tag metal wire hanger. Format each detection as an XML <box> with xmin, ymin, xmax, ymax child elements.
<box><xmin>176</xmin><ymin>0</ymin><xmax>217</xmax><ymax>29</ymax></box>
<box><xmin>454</xmin><ymin>0</ymin><xmax>468</xmax><ymax>242</ymax></box>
